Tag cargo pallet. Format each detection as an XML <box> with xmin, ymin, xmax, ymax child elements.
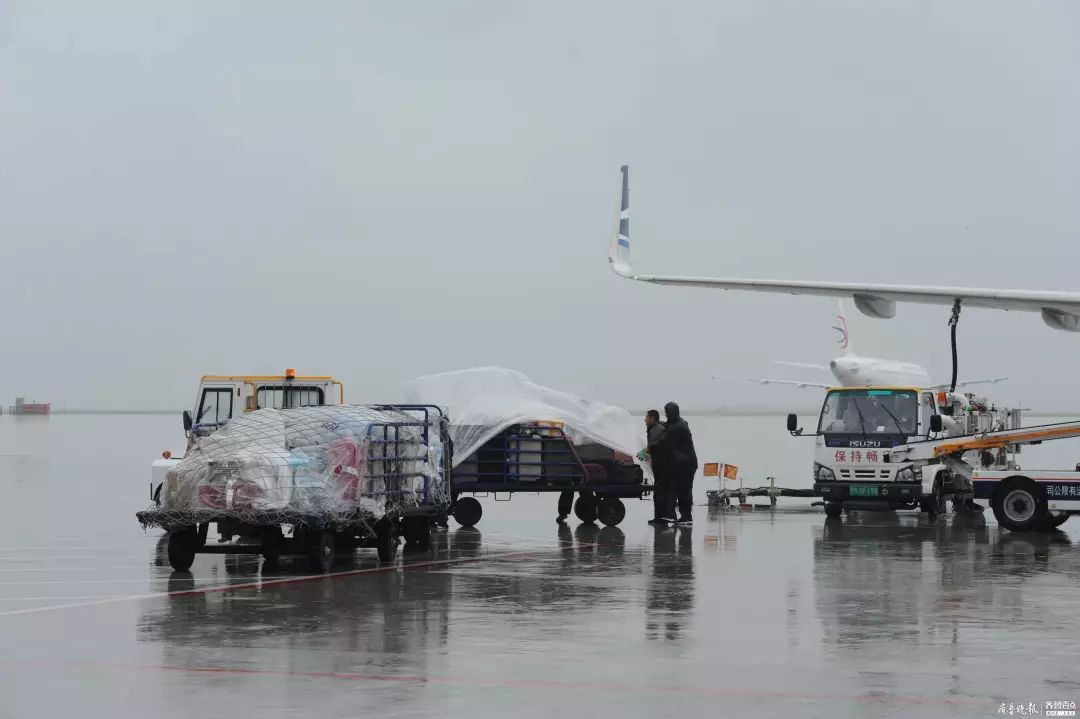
<box><xmin>448</xmin><ymin>423</ymin><xmax>651</xmax><ymax>528</ymax></box>
<box><xmin>137</xmin><ymin>405</ymin><xmax>451</xmax><ymax>572</ymax></box>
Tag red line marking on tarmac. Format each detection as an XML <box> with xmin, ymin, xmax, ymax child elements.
<box><xmin>3</xmin><ymin>658</ymin><xmax>995</xmax><ymax>708</ymax></box>
<box><xmin>0</xmin><ymin>548</ymin><xmax>534</xmax><ymax>618</ymax></box>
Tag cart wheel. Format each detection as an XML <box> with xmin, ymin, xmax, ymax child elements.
<box><xmin>403</xmin><ymin>517</ymin><xmax>431</xmax><ymax>549</ymax></box>
<box><xmin>167</xmin><ymin>528</ymin><xmax>197</xmax><ymax>572</ymax></box>
<box><xmin>308</xmin><ymin>531</ymin><xmax>335</xmax><ymax>573</ymax></box>
<box><xmin>992</xmin><ymin>478</ymin><xmax>1046</xmax><ymax>532</ymax></box>
<box><xmin>377</xmin><ymin>521</ymin><xmax>399</xmax><ymax>563</ymax></box>
<box><xmin>452</xmin><ymin>497</ymin><xmax>483</xmax><ymax>528</ymax></box>
<box><xmin>597</xmin><ymin>497</ymin><xmax>626</xmax><ymax>527</ymax></box>
<box><xmin>261</xmin><ymin>526</ymin><xmax>284</xmax><ymax>564</ymax></box>
<box><xmin>824</xmin><ymin>501</ymin><xmax>843</xmax><ymax>519</ymax></box>
<box><xmin>574</xmin><ymin>494</ymin><xmax>598</xmax><ymax>524</ymax></box>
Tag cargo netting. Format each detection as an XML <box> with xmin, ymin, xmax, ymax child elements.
<box><xmin>140</xmin><ymin>405</ymin><xmax>448</xmax><ymax>530</ymax></box>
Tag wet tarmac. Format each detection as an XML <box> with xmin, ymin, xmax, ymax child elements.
<box><xmin>2</xmin><ymin>495</ymin><xmax>1079</xmax><ymax>718</ymax></box>
<box><xmin>3</xmin><ymin>414</ymin><xmax>1080</xmax><ymax>717</ymax></box>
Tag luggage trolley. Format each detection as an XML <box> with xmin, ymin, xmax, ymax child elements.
<box><xmin>449</xmin><ymin>422</ymin><xmax>651</xmax><ymax>528</ymax></box>
<box><xmin>137</xmin><ymin>405</ymin><xmax>451</xmax><ymax>573</ymax></box>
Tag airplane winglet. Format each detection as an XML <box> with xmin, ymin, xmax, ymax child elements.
<box><xmin>608</xmin><ymin>164</ymin><xmax>633</xmax><ymax>278</ymax></box>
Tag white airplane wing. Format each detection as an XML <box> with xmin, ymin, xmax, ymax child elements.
<box><xmin>750</xmin><ymin>378</ymin><xmax>832</xmax><ymax>389</ymax></box>
<box><xmin>610</xmin><ymin>166</ymin><xmax>1080</xmax><ymax>332</ymax></box>
<box><xmin>772</xmin><ymin>361</ymin><xmax>830</xmax><ymax>372</ymax></box>
<box><xmin>927</xmin><ymin>376</ymin><xmax>1009</xmax><ymax>391</ymax></box>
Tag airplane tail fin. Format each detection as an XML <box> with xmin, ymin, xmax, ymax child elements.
<box><xmin>833</xmin><ymin>299</ymin><xmax>852</xmax><ymax>355</ymax></box>
<box><xmin>608</xmin><ymin>165</ymin><xmax>632</xmax><ymax>277</ymax></box>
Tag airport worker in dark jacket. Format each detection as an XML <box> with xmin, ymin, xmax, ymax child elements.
<box><xmin>647</xmin><ymin>402</ymin><xmax>698</xmax><ymax>525</ymax></box>
<box><xmin>644</xmin><ymin>410</ymin><xmax>675</xmax><ymax>525</ymax></box>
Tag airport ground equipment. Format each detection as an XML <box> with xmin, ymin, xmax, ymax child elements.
<box><xmin>788</xmin><ymin>388</ymin><xmax>1080</xmax><ymax>530</ymax></box>
<box><xmin>449</xmin><ymin>422</ymin><xmax>651</xmax><ymax>528</ymax></box>
<box><xmin>138</xmin><ymin>405</ymin><xmax>450</xmax><ymax>572</ymax></box>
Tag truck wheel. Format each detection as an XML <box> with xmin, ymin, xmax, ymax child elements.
<box><xmin>824</xmin><ymin>501</ymin><xmax>843</xmax><ymax>518</ymax></box>
<box><xmin>308</xmin><ymin>531</ymin><xmax>335</xmax><ymax>573</ymax></box>
<box><xmin>597</xmin><ymin>497</ymin><xmax>626</xmax><ymax>527</ymax></box>
<box><xmin>574</xmin><ymin>494</ymin><xmax>598</xmax><ymax>523</ymax></box>
<box><xmin>167</xmin><ymin>528</ymin><xmax>197</xmax><ymax>572</ymax></box>
<box><xmin>992</xmin><ymin>478</ymin><xmax>1047</xmax><ymax>532</ymax></box>
<box><xmin>1035</xmin><ymin>513</ymin><xmax>1070</xmax><ymax>531</ymax></box>
<box><xmin>402</xmin><ymin>516</ymin><xmax>431</xmax><ymax>549</ymax></box>
<box><xmin>376</xmin><ymin>520</ymin><xmax>399</xmax><ymax>563</ymax></box>
<box><xmin>261</xmin><ymin>526</ymin><xmax>284</xmax><ymax>564</ymax></box>
<box><xmin>452</xmin><ymin>497</ymin><xmax>482</xmax><ymax>528</ymax></box>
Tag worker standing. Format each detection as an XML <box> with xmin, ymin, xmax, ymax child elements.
<box><xmin>644</xmin><ymin>410</ymin><xmax>674</xmax><ymax>526</ymax></box>
<box><xmin>647</xmin><ymin>402</ymin><xmax>698</xmax><ymax>525</ymax></box>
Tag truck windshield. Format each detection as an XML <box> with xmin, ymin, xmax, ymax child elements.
<box><xmin>817</xmin><ymin>389</ymin><xmax>918</xmax><ymax>436</ymax></box>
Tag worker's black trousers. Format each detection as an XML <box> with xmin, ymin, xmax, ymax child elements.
<box><xmin>652</xmin><ymin>470</ymin><xmax>675</xmax><ymax>520</ymax></box>
<box><xmin>672</xmin><ymin>464</ymin><xmax>695</xmax><ymax>520</ymax></box>
<box><xmin>558</xmin><ymin>490</ymin><xmax>574</xmax><ymax>518</ymax></box>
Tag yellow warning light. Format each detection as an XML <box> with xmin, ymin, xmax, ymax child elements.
<box><xmin>285</xmin><ymin>368</ymin><xmax>296</xmax><ymax>379</ymax></box>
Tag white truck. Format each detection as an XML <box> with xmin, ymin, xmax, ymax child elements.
<box><xmin>787</xmin><ymin>386</ymin><xmax>1080</xmax><ymax>531</ymax></box>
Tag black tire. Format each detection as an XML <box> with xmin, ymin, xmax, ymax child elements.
<box><xmin>452</xmin><ymin>497</ymin><xmax>483</xmax><ymax>528</ymax></box>
<box><xmin>597</xmin><ymin>497</ymin><xmax>626</xmax><ymax>527</ymax></box>
<box><xmin>402</xmin><ymin>516</ymin><xmax>431</xmax><ymax>549</ymax></box>
<box><xmin>824</xmin><ymin>501</ymin><xmax>843</xmax><ymax>519</ymax></box>
<box><xmin>574</xmin><ymin>494</ymin><xmax>598</xmax><ymax>523</ymax></box>
<box><xmin>1035</xmin><ymin>513</ymin><xmax>1070</xmax><ymax>531</ymax></box>
<box><xmin>992</xmin><ymin>477</ymin><xmax>1047</xmax><ymax>532</ymax></box>
<box><xmin>261</xmin><ymin>526</ymin><xmax>284</xmax><ymax>564</ymax></box>
<box><xmin>377</xmin><ymin>520</ymin><xmax>399</xmax><ymax>563</ymax></box>
<box><xmin>167</xmin><ymin>528</ymin><xmax>197</xmax><ymax>572</ymax></box>
<box><xmin>308</xmin><ymin>531</ymin><xmax>335</xmax><ymax>573</ymax></box>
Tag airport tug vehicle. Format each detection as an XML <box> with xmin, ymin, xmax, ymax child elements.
<box><xmin>787</xmin><ymin>386</ymin><xmax>1080</xmax><ymax>531</ymax></box>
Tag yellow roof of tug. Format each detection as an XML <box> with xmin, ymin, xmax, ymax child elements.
<box><xmin>200</xmin><ymin>375</ymin><xmax>338</xmax><ymax>382</ymax></box>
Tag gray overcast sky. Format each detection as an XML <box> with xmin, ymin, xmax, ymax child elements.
<box><xmin>1</xmin><ymin>1</ymin><xmax>1078</xmax><ymax>411</ymax></box>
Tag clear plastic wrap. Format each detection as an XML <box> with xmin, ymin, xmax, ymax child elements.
<box><xmin>146</xmin><ymin>405</ymin><xmax>448</xmax><ymax>529</ymax></box>
<box><xmin>403</xmin><ymin>367</ymin><xmax>645</xmax><ymax>469</ymax></box>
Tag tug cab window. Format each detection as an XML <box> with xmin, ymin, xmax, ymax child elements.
<box><xmin>255</xmin><ymin>385</ymin><xmax>325</xmax><ymax>410</ymax></box>
<box><xmin>197</xmin><ymin>388</ymin><xmax>234</xmax><ymax>424</ymax></box>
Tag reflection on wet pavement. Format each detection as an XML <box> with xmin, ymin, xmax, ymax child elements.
<box><xmin>2</xmin><ymin>500</ymin><xmax>1080</xmax><ymax>718</ymax></box>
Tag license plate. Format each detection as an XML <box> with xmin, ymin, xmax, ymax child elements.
<box><xmin>849</xmin><ymin>485</ymin><xmax>879</xmax><ymax>497</ymax></box>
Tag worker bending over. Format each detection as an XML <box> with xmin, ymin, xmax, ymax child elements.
<box><xmin>645</xmin><ymin>409</ymin><xmax>675</xmax><ymax>526</ymax></box>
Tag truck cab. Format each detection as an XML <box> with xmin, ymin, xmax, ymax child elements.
<box><xmin>792</xmin><ymin>386</ymin><xmax>1022</xmax><ymax>518</ymax></box>
<box><xmin>184</xmin><ymin>370</ymin><xmax>344</xmax><ymax>436</ymax></box>
<box><xmin>792</xmin><ymin>386</ymin><xmax>943</xmax><ymax>517</ymax></box>
<box><xmin>153</xmin><ymin>370</ymin><xmax>345</xmax><ymax>502</ymax></box>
